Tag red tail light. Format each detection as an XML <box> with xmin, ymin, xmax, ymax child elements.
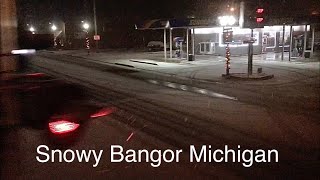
<box><xmin>49</xmin><ymin>120</ymin><xmax>80</xmax><ymax>134</ymax></box>
<box><xmin>90</xmin><ymin>108</ymin><xmax>114</xmax><ymax>118</ymax></box>
<box><xmin>26</xmin><ymin>73</ymin><xmax>45</xmax><ymax>77</ymax></box>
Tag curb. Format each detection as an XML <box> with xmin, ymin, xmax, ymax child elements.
<box><xmin>222</xmin><ymin>73</ymin><xmax>274</xmax><ymax>80</ymax></box>
<box><xmin>114</xmin><ymin>63</ymin><xmax>135</xmax><ymax>68</ymax></box>
<box><xmin>151</xmin><ymin>58</ymin><xmax>183</xmax><ymax>63</ymax></box>
<box><xmin>130</xmin><ymin>59</ymin><xmax>158</xmax><ymax>66</ymax></box>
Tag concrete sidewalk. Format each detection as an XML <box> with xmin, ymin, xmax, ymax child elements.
<box><xmin>40</xmin><ymin>49</ymin><xmax>320</xmax><ymax>85</ymax></box>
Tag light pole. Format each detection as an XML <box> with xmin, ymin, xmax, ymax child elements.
<box><xmin>51</xmin><ymin>24</ymin><xmax>58</xmax><ymax>47</ymax></box>
<box><xmin>218</xmin><ymin>15</ymin><xmax>236</xmax><ymax>76</ymax></box>
<box><xmin>248</xmin><ymin>29</ymin><xmax>253</xmax><ymax>75</ymax></box>
<box><xmin>93</xmin><ymin>0</ymin><xmax>99</xmax><ymax>50</ymax></box>
<box><xmin>61</xmin><ymin>22</ymin><xmax>66</xmax><ymax>47</ymax></box>
<box><xmin>83</xmin><ymin>22</ymin><xmax>90</xmax><ymax>55</ymax></box>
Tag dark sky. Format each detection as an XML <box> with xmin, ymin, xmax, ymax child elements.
<box><xmin>17</xmin><ymin>0</ymin><xmax>320</xmax><ymax>25</ymax></box>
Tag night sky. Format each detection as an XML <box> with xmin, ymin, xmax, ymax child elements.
<box><xmin>17</xmin><ymin>0</ymin><xmax>320</xmax><ymax>24</ymax></box>
<box><xmin>14</xmin><ymin>0</ymin><xmax>320</xmax><ymax>49</ymax></box>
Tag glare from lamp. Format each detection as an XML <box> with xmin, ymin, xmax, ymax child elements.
<box><xmin>83</xmin><ymin>23</ymin><xmax>90</xmax><ymax>30</ymax></box>
<box><xmin>51</xmin><ymin>24</ymin><xmax>57</xmax><ymax>31</ymax></box>
<box><xmin>218</xmin><ymin>16</ymin><xmax>236</xmax><ymax>26</ymax></box>
<box><xmin>29</xmin><ymin>27</ymin><xmax>35</xmax><ymax>32</ymax></box>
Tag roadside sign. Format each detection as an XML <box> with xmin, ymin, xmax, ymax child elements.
<box><xmin>223</xmin><ymin>31</ymin><xmax>233</xmax><ymax>43</ymax></box>
<box><xmin>94</xmin><ymin>35</ymin><xmax>100</xmax><ymax>41</ymax></box>
<box><xmin>222</xmin><ymin>27</ymin><xmax>233</xmax><ymax>44</ymax></box>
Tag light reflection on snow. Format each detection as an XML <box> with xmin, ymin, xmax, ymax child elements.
<box><xmin>146</xmin><ymin>79</ymin><xmax>237</xmax><ymax>101</ymax></box>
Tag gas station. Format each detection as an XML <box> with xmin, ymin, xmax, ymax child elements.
<box><xmin>135</xmin><ymin>10</ymin><xmax>319</xmax><ymax>63</ymax></box>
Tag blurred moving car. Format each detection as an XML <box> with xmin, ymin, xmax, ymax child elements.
<box><xmin>0</xmin><ymin>53</ymin><xmax>114</xmax><ymax>145</ymax></box>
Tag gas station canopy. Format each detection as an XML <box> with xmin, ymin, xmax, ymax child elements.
<box><xmin>135</xmin><ymin>18</ymin><xmax>233</xmax><ymax>30</ymax></box>
<box><xmin>135</xmin><ymin>16</ymin><xmax>320</xmax><ymax>30</ymax></box>
<box><xmin>135</xmin><ymin>16</ymin><xmax>319</xmax><ymax>61</ymax></box>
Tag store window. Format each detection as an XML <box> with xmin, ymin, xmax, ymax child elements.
<box><xmin>200</xmin><ymin>43</ymin><xmax>205</xmax><ymax>52</ymax></box>
<box><xmin>199</xmin><ymin>42</ymin><xmax>215</xmax><ymax>54</ymax></box>
<box><xmin>279</xmin><ymin>31</ymin><xmax>291</xmax><ymax>46</ymax></box>
<box><xmin>206</xmin><ymin>43</ymin><xmax>210</xmax><ymax>51</ymax></box>
<box><xmin>263</xmin><ymin>32</ymin><xmax>276</xmax><ymax>48</ymax></box>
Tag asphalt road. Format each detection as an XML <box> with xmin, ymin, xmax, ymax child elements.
<box><xmin>1</xmin><ymin>53</ymin><xmax>319</xmax><ymax>179</ymax></box>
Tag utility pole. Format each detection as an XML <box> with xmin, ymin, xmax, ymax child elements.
<box><xmin>248</xmin><ymin>29</ymin><xmax>253</xmax><ymax>75</ymax></box>
<box><xmin>289</xmin><ymin>25</ymin><xmax>293</xmax><ymax>61</ymax></box>
<box><xmin>85</xmin><ymin>30</ymin><xmax>90</xmax><ymax>55</ymax></box>
<box><xmin>223</xmin><ymin>27</ymin><xmax>232</xmax><ymax>76</ymax></box>
<box><xmin>93</xmin><ymin>0</ymin><xmax>99</xmax><ymax>51</ymax></box>
<box><xmin>281</xmin><ymin>25</ymin><xmax>285</xmax><ymax>61</ymax></box>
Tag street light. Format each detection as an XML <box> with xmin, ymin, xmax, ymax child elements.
<box><xmin>51</xmin><ymin>24</ymin><xmax>58</xmax><ymax>47</ymax></box>
<box><xmin>51</xmin><ymin>24</ymin><xmax>57</xmax><ymax>31</ymax></box>
<box><xmin>29</xmin><ymin>26</ymin><xmax>35</xmax><ymax>33</ymax></box>
<box><xmin>218</xmin><ymin>16</ymin><xmax>236</xmax><ymax>26</ymax></box>
<box><xmin>83</xmin><ymin>23</ymin><xmax>90</xmax><ymax>30</ymax></box>
<box><xmin>81</xmin><ymin>22</ymin><xmax>90</xmax><ymax>54</ymax></box>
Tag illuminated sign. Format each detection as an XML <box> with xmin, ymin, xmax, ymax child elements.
<box><xmin>256</xmin><ymin>18</ymin><xmax>264</xmax><ymax>23</ymax></box>
<box><xmin>256</xmin><ymin>8</ymin><xmax>264</xmax><ymax>14</ymax></box>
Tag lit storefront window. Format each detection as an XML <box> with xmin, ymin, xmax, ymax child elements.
<box><xmin>199</xmin><ymin>42</ymin><xmax>215</xmax><ymax>54</ymax></box>
<box><xmin>279</xmin><ymin>31</ymin><xmax>291</xmax><ymax>46</ymax></box>
<box><xmin>263</xmin><ymin>32</ymin><xmax>276</xmax><ymax>48</ymax></box>
<box><xmin>194</xmin><ymin>27</ymin><xmax>260</xmax><ymax>47</ymax></box>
